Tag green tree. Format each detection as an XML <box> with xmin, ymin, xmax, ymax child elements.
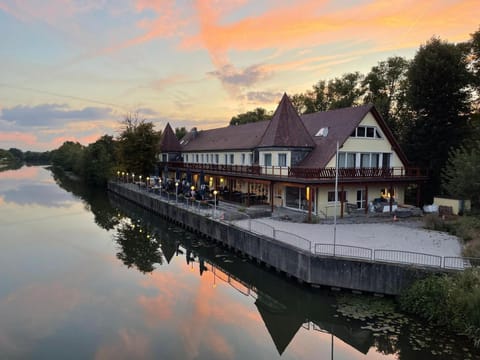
<box><xmin>117</xmin><ymin>112</ymin><xmax>161</xmax><ymax>176</ymax></box>
<box><xmin>51</xmin><ymin>141</ymin><xmax>84</xmax><ymax>173</ymax></box>
<box><xmin>81</xmin><ymin>135</ymin><xmax>118</xmax><ymax>186</ymax></box>
<box><xmin>292</xmin><ymin>73</ymin><xmax>365</xmax><ymax>114</ymax></box>
<box><xmin>442</xmin><ymin>140</ymin><xmax>480</xmax><ymax>208</ymax></box>
<box><xmin>175</xmin><ymin>127</ymin><xmax>187</xmax><ymax>140</ymax></box>
<box><xmin>326</xmin><ymin>72</ymin><xmax>366</xmax><ymax>109</ymax></box>
<box><xmin>363</xmin><ymin>56</ymin><xmax>410</xmax><ymax>137</ymax></box>
<box><xmin>404</xmin><ymin>37</ymin><xmax>471</xmax><ymax>202</ymax></box>
<box><xmin>229</xmin><ymin>107</ymin><xmax>272</xmax><ymax>125</ymax></box>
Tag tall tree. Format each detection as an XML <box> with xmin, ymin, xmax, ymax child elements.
<box><xmin>229</xmin><ymin>108</ymin><xmax>272</xmax><ymax>125</ymax></box>
<box><xmin>81</xmin><ymin>135</ymin><xmax>118</xmax><ymax>186</ymax></box>
<box><xmin>117</xmin><ymin>112</ymin><xmax>161</xmax><ymax>177</ymax></box>
<box><xmin>404</xmin><ymin>37</ymin><xmax>471</xmax><ymax>202</ymax></box>
<box><xmin>326</xmin><ymin>72</ymin><xmax>366</xmax><ymax>109</ymax></box>
<box><xmin>51</xmin><ymin>141</ymin><xmax>84</xmax><ymax>173</ymax></box>
<box><xmin>175</xmin><ymin>127</ymin><xmax>187</xmax><ymax>140</ymax></box>
<box><xmin>363</xmin><ymin>56</ymin><xmax>410</xmax><ymax>137</ymax></box>
<box><xmin>292</xmin><ymin>73</ymin><xmax>365</xmax><ymax>114</ymax></box>
<box><xmin>442</xmin><ymin>140</ymin><xmax>480</xmax><ymax>208</ymax></box>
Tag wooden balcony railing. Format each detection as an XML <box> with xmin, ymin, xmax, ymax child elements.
<box><xmin>160</xmin><ymin>161</ymin><xmax>427</xmax><ymax>180</ymax></box>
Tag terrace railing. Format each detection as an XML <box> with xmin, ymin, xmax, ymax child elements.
<box><xmin>161</xmin><ymin>161</ymin><xmax>427</xmax><ymax>180</ymax></box>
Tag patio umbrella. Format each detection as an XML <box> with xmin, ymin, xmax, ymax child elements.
<box><xmin>186</xmin><ymin>169</ymin><xmax>192</xmax><ymax>183</ymax></box>
<box><xmin>175</xmin><ymin>169</ymin><xmax>180</xmax><ymax>181</ymax></box>
<box><xmin>199</xmin><ymin>169</ymin><xmax>205</xmax><ymax>185</ymax></box>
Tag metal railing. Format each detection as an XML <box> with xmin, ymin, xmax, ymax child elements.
<box><xmin>275</xmin><ymin>230</ymin><xmax>311</xmax><ymax>252</ymax></box>
<box><xmin>374</xmin><ymin>249</ymin><xmax>442</xmax><ymax>268</ymax></box>
<box><xmin>160</xmin><ymin>161</ymin><xmax>427</xmax><ymax>180</ymax></box>
<box><xmin>315</xmin><ymin>243</ymin><xmax>372</xmax><ymax>260</ymax></box>
<box><xmin>112</xmin><ymin>182</ymin><xmax>480</xmax><ymax>270</ymax></box>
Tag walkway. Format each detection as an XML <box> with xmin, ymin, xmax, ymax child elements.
<box><xmin>119</xmin><ymin>182</ymin><xmax>470</xmax><ymax>269</ymax></box>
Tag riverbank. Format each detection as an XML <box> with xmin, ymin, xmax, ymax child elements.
<box><xmin>108</xmin><ymin>181</ymin><xmax>457</xmax><ymax>295</ymax></box>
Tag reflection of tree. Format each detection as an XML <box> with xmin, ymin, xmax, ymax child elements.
<box><xmin>114</xmin><ymin>219</ymin><xmax>163</xmax><ymax>273</ymax></box>
<box><xmin>50</xmin><ymin>167</ymin><xmax>120</xmax><ymax>230</ymax></box>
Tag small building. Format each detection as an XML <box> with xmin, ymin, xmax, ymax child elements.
<box><xmin>158</xmin><ymin>93</ymin><xmax>427</xmax><ymax>219</ymax></box>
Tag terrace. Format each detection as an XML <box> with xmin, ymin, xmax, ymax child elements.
<box><xmin>160</xmin><ymin>161</ymin><xmax>428</xmax><ymax>183</ymax></box>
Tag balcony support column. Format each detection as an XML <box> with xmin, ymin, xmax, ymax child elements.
<box><xmin>341</xmin><ymin>184</ymin><xmax>345</xmax><ymax>218</ymax></box>
<box><xmin>270</xmin><ymin>182</ymin><xmax>274</xmax><ymax>212</ymax></box>
<box><xmin>365</xmin><ymin>185</ymin><xmax>369</xmax><ymax>214</ymax></box>
<box><xmin>389</xmin><ymin>185</ymin><xmax>394</xmax><ymax>213</ymax></box>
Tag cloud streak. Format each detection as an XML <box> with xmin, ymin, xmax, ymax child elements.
<box><xmin>1</xmin><ymin>104</ymin><xmax>113</xmax><ymax>127</ymax></box>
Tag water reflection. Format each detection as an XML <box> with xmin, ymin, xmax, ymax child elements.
<box><xmin>43</xmin><ymin>168</ymin><xmax>478</xmax><ymax>359</ymax></box>
<box><xmin>107</xmin><ymin>194</ymin><xmax>478</xmax><ymax>359</ymax></box>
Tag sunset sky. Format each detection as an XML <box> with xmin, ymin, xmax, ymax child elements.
<box><xmin>0</xmin><ymin>0</ymin><xmax>478</xmax><ymax>151</ymax></box>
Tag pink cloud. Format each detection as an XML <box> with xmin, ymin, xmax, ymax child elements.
<box><xmin>0</xmin><ymin>131</ymin><xmax>37</xmax><ymax>146</ymax></box>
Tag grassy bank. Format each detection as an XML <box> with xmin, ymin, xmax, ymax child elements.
<box><xmin>399</xmin><ymin>268</ymin><xmax>480</xmax><ymax>347</ymax></box>
<box><xmin>399</xmin><ymin>212</ymin><xmax>480</xmax><ymax>347</ymax></box>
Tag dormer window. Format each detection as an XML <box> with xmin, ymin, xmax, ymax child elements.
<box><xmin>351</xmin><ymin>126</ymin><xmax>382</xmax><ymax>139</ymax></box>
<box><xmin>315</xmin><ymin>127</ymin><xmax>329</xmax><ymax>137</ymax></box>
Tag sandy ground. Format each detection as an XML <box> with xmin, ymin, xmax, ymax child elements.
<box><xmin>232</xmin><ymin>218</ymin><xmax>463</xmax><ymax>258</ymax></box>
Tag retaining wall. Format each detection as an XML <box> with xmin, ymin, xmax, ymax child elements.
<box><xmin>108</xmin><ymin>182</ymin><xmax>438</xmax><ymax>295</ymax></box>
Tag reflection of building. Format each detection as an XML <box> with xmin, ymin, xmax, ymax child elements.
<box><xmin>109</xmin><ymin>193</ymin><xmax>381</xmax><ymax>356</ymax></box>
<box><xmin>159</xmin><ymin>94</ymin><xmax>427</xmax><ymax>219</ymax></box>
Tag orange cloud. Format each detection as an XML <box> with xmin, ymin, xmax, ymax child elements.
<box><xmin>183</xmin><ymin>0</ymin><xmax>477</xmax><ymax>76</ymax></box>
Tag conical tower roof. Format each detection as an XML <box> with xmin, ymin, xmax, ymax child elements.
<box><xmin>159</xmin><ymin>123</ymin><xmax>181</xmax><ymax>152</ymax></box>
<box><xmin>257</xmin><ymin>93</ymin><xmax>315</xmax><ymax>148</ymax></box>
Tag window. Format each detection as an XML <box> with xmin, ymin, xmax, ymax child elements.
<box><xmin>224</xmin><ymin>154</ymin><xmax>228</xmax><ymax>165</ymax></box>
<box><xmin>337</xmin><ymin>152</ymin><xmax>356</xmax><ymax>168</ymax></box>
<box><xmin>185</xmin><ymin>154</ymin><xmax>189</xmax><ymax>162</ymax></box>
<box><xmin>241</xmin><ymin>153</ymin><xmax>245</xmax><ymax>165</ymax></box>
<box><xmin>278</xmin><ymin>153</ymin><xmax>287</xmax><ymax>167</ymax></box>
<box><xmin>215</xmin><ymin>154</ymin><xmax>219</xmax><ymax>164</ymax></box>
<box><xmin>162</xmin><ymin>154</ymin><xmax>167</xmax><ymax>162</ymax></box>
<box><xmin>195</xmin><ymin>154</ymin><xmax>199</xmax><ymax>163</ymax></box>
<box><xmin>328</xmin><ymin>191</ymin><xmax>346</xmax><ymax>203</ymax></box>
<box><xmin>264</xmin><ymin>153</ymin><xmax>272</xmax><ymax>166</ymax></box>
<box><xmin>382</xmin><ymin>153</ymin><xmax>391</xmax><ymax>168</ymax></box>
<box><xmin>249</xmin><ymin>154</ymin><xmax>253</xmax><ymax>165</ymax></box>
<box><xmin>351</xmin><ymin>126</ymin><xmax>382</xmax><ymax>139</ymax></box>
<box><xmin>201</xmin><ymin>154</ymin><xmax>204</xmax><ymax>163</ymax></box>
<box><xmin>229</xmin><ymin>154</ymin><xmax>234</xmax><ymax>164</ymax></box>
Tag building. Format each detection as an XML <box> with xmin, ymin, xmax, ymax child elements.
<box><xmin>158</xmin><ymin>93</ymin><xmax>427</xmax><ymax>219</ymax></box>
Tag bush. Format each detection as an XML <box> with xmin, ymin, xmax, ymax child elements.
<box><xmin>399</xmin><ymin>268</ymin><xmax>480</xmax><ymax>347</ymax></box>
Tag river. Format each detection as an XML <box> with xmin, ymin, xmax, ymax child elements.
<box><xmin>0</xmin><ymin>166</ymin><xmax>477</xmax><ymax>359</ymax></box>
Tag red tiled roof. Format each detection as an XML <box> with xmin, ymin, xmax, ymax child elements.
<box><xmin>175</xmin><ymin>95</ymin><xmax>408</xmax><ymax>168</ymax></box>
<box><xmin>181</xmin><ymin>121</ymin><xmax>269</xmax><ymax>152</ymax></box>
<box><xmin>257</xmin><ymin>93</ymin><xmax>315</xmax><ymax>148</ymax></box>
<box><xmin>298</xmin><ymin>105</ymin><xmax>373</xmax><ymax>168</ymax></box>
<box><xmin>159</xmin><ymin>123</ymin><xmax>182</xmax><ymax>152</ymax></box>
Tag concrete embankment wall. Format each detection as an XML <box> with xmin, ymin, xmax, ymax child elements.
<box><xmin>108</xmin><ymin>182</ymin><xmax>436</xmax><ymax>295</ymax></box>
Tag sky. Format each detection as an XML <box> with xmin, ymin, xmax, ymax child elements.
<box><xmin>0</xmin><ymin>0</ymin><xmax>478</xmax><ymax>152</ymax></box>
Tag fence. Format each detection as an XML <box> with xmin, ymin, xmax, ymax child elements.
<box><xmin>374</xmin><ymin>249</ymin><xmax>442</xmax><ymax>268</ymax></box>
<box><xmin>116</xmin><ymin>183</ymin><xmax>480</xmax><ymax>271</ymax></box>
<box><xmin>315</xmin><ymin>244</ymin><xmax>372</xmax><ymax>260</ymax></box>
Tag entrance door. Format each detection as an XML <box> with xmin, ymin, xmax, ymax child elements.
<box><xmin>356</xmin><ymin>189</ymin><xmax>366</xmax><ymax>209</ymax></box>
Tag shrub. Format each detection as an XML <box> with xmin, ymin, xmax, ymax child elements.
<box><xmin>399</xmin><ymin>268</ymin><xmax>480</xmax><ymax>347</ymax></box>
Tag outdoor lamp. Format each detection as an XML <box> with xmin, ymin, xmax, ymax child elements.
<box><xmin>175</xmin><ymin>181</ymin><xmax>179</xmax><ymax>203</ymax></box>
<box><xmin>213</xmin><ymin>190</ymin><xmax>218</xmax><ymax>217</ymax></box>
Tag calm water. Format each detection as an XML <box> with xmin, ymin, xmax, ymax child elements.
<box><xmin>0</xmin><ymin>166</ymin><xmax>478</xmax><ymax>360</ymax></box>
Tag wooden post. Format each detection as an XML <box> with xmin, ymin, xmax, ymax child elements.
<box><xmin>389</xmin><ymin>185</ymin><xmax>394</xmax><ymax>213</ymax></box>
<box><xmin>270</xmin><ymin>182</ymin><xmax>274</xmax><ymax>212</ymax></box>
<box><xmin>340</xmin><ymin>184</ymin><xmax>344</xmax><ymax>218</ymax></box>
<box><xmin>246</xmin><ymin>182</ymin><xmax>250</xmax><ymax>207</ymax></box>
<box><xmin>365</xmin><ymin>185</ymin><xmax>369</xmax><ymax>214</ymax></box>
<box><xmin>307</xmin><ymin>186</ymin><xmax>312</xmax><ymax>223</ymax></box>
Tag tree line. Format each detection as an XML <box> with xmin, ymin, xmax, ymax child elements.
<box><xmin>6</xmin><ymin>26</ymin><xmax>479</xmax><ymax>206</ymax></box>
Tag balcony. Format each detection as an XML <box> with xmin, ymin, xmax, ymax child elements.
<box><xmin>160</xmin><ymin>161</ymin><xmax>427</xmax><ymax>182</ymax></box>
